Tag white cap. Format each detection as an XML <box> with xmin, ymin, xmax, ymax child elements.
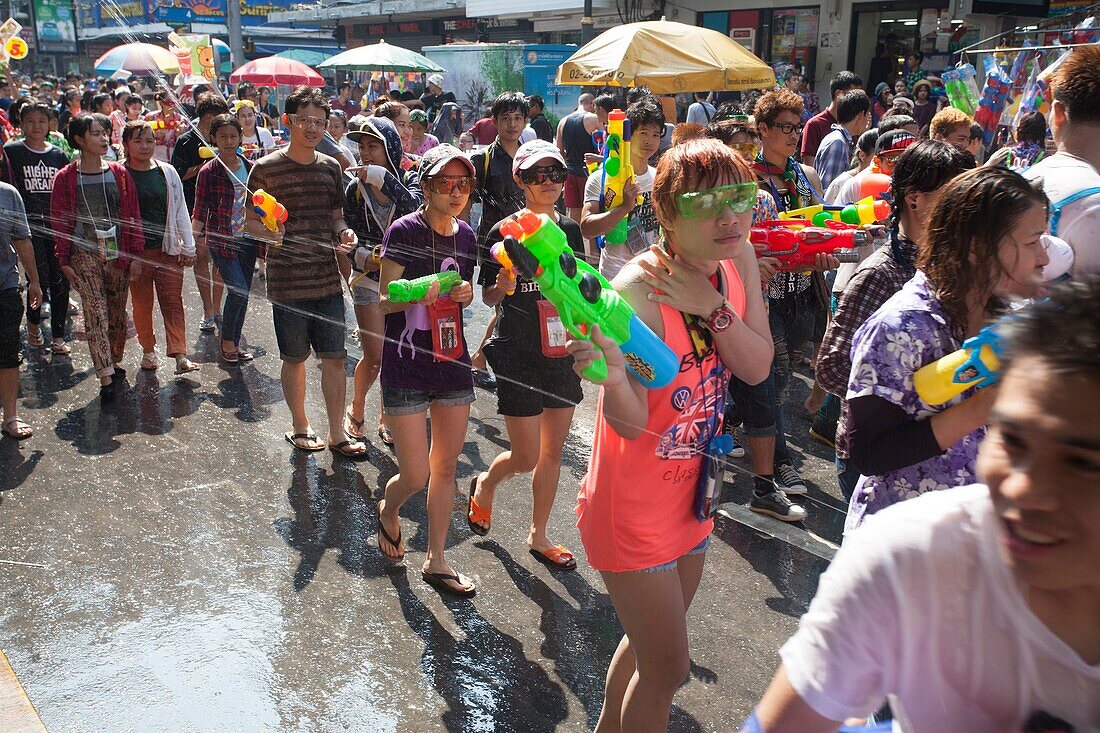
<box><xmin>427</xmin><ymin>73</ymin><xmax>444</xmax><ymax>88</ymax></box>
<box><xmin>511</xmin><ymin>139</ymin><xmax>566</xmax><ymax>176</ymax></box>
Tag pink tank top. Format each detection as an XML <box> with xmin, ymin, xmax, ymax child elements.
<box><xmin>576</xmin><ymin>260</ymin><xmax>736</xmax><ymax>573</ymax></box>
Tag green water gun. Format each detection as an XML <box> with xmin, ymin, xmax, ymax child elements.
<box><xmin>500</xmin><ymin>212</ymin><xmax>678</xmax><ymax>388</ymax></box>
<box><xmin>387</xmin><ymin>270</ymin><xmax>462</xmax><ymax>303</ymax></box>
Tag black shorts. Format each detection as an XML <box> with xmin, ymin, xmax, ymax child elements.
<box><xmin>485</xmin><ymin>345</ymin><xmax>583</xmax><ymax>417</ymax></box>
<box><xmin>0</xmin><ymin>287</ymin><xmax>24</xmax><ymax>370</ymax></box>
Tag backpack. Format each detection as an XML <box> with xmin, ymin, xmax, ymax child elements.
<box><xmin>1050</xmin><ymin>187</ymin><xmax>1100</xmax><ymax>238</ymax></box>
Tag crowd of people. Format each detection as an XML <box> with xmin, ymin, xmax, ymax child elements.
<box><xmin>0</xmin><ymin>39</ymin><xmax>1098</xmax><ymax>733</ymax></box>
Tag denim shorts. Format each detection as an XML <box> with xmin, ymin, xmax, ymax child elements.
<box><xmin>351</xmin><ymin>282</ymin><xmax>379</xmax><ymax>306</ymax></box>
<box><xmin>272</xmin><ymin>293</ymin><xmax>347</xmax><ymax>363</ymax></box>
<box><xmin>727</xmin><ymin>367</ymin><xmax>778</xmax><ymax>438</ymax></box>
<box><xmin>0</xmin><ymin>287</ymin><xmax>24</xmax><ymax>370</ymax></box>
<box><xmin>640</xmin><ymin>535</ymin><xmax>710</xmax><ymax>573</ymax></box>
<box><xmin>381</xmin><ymin>384</ymin><xmax>476</xmax><ymax>416</ymax></box>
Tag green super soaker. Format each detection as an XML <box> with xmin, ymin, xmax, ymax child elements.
<box><xmin>499</xmin><ymin>212</ymin><xmax>678</xmax><ymax>389</ymax></box>
<box><xmin>387</xmin><ymin>270</ymin><xmax>462</xmax><ymax>303</ymax></box>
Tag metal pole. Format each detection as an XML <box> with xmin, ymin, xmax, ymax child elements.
<box><xmin>227</xmin><ymin>0</ymin><xmax>245</xmax><ymax>86</ymax></box>
<box><xmin>581</xmin><ymin>0</ymin><xmax>594</xmax><ymax>45</ymax></box>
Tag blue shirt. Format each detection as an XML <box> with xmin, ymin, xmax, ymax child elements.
<box><xmin>814</xmin><ymin>125</ymin><xmax>854</xmax><ymax>191</ymax></box>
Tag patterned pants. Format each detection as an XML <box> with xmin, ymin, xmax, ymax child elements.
<box><xmin>70</xmin><ymin>248</ymin><xmax>130</xmax><ymax>377</ymax></box>
<box><xmin>129</xmin><ymin>249</ymin><xmax>187</xmax><ymax>357</ymax></box>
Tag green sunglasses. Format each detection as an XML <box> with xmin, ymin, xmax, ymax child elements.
<box><xmin>676</xmin><ymin>182</ymin><xmax>758</xmax><ymax>219</ymax></box>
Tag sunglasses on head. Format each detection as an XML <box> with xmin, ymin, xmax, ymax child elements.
<box><xmin>676</xmin><ymin>182</ymin><xmax>758</xmax><ymax>220</ymax></box>
<box><xmin>518</xmin><ymin>165</ymin><xmax>567</xmax><ymax>185</ymax></box>
<box><xmin>730</xmin><ymin>142</ymin><xmax>760</xmax><ymax>161</ymax></box>
<box><xmin>427</xmin><ymin>174</ymin><xmax>474</xmax><ymax>194</ymax></box>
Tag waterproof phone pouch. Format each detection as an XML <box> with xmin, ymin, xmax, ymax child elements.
<box><xmin>96</xmin><ymin>225</ymin><xmax>119</xmax><ymax>263</ymax></box>
<box><xmin>428</xmin><ymin>297</ymin><xmax>464</xmax><ymax>362</ymax></box>
<box><xmin>537</xmin><ymin>299</ymin><xmax>569</xmax><ymax>358</ymax></box>
<box><xmin>694</xmin><ymin>433</ymin><xmax>733</xmax><ymax>522</ymax></box>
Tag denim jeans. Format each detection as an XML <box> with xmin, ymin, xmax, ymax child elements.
<box><xmin>210</xmin><ymin>240</ymin><xmax>257</xmax><ymax>346</ymax></box>
<box><xmin>26</xmin><ymin>233</ymin><xmax>70</xmax><ymax>340</ymax></box>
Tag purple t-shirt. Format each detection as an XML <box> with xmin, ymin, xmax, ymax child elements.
<box><xmin>844</xmin><ymin>271</ymin><xmax>986</xmax><ymax>533</ymax></box>
<box><xmin>380</xmin><ymin>211</ymin><xmax>477</xmax><ymax>391</ymax></box>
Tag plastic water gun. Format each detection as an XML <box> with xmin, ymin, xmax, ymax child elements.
<box><xmin>975</xmin><ymin>57</ymin><xmax>1012</xmax><ymax>146</ymax></box>
<box><xmin>500</xmin><ymin>212</ymin><xmax>683</xmax><ymax>388</ymax></box>
<box><xmin>942</xmin><ymin>64</ymin><xmax>980</xmax><ymax>117</ymax></box>
<box><xmin>387</xmin><ymin>270</ymin><xmax>462</xmax><ymax>303</ymax></box>
<box><xmin>587</xmin><ymin>128</ymin><xmax>606</xmax><ymax>175</ymax></box>
<box><xmin>750</xmin><ymin>222</ymin><xmax>868</xmax><ymax>271</ymax></box>
<box><xmin>860</xmin><ymin>170</ymin><xmax>892</xmax><ymax>200</ymax></box>
<box><xmin>199</xmin><ymin>145</ymin><xmax>217</xmax><ymax>159</ymax></box>
<box><xmin>489</xmin><ymin>242</ymin><xmax>519</xmax><ymax>296</ymax></box>
<box><xmin>252</xmin><ymin>189</ymin><xmax>288</xmax><ymax>234</ymax></box>
<box><xmin>601</xmin><ymin>109</ymin><xmax>643</xmax><ymax>247</ymax></box>
<box><xmin>780</xmin><ymin>197</ymin><xmax>890</xmax><ymax>228</ymax></box>
<box><xmin>913</xmin><ymin>324</ymin><xmax>1002</xmax><ymax>405</ymax></box>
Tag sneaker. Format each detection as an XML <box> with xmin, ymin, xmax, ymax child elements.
<box><xmin>774</xmin><ymin>462</ymin><xmax>808</xmax><ymax>495</ymax></box>
<box><xmin>750</xmin><ymin>490</ymin><xmax>807</xmax><ymax>522</ymax></box>
<box><xmin>199</xmin><ymin>316</ymin><xmax>218</xmax><ymax>333</ymax></box>
<box><xmin>809</xmin><ymin>422</ymin><xmax>837</xmax><ymax>450</ymax></box>
<box><xmin>727</xmin><ymin>435</ymin><xmax>746</xmax><ymax>459</ymax></box>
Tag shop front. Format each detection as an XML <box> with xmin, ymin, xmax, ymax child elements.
<box><xmin>699</xmin><ymin>6</ymin><xmax>821</xmax><ymax>83</ymax></box>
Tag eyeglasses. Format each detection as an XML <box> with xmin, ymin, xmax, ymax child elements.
<box><xmin>289</xmin><ymin>114</ymin><xmax>327</xmax><ymax>129</ymax></box>
<box><xmin>877</xmin><ymin>151</ymin><xmax>904</xmax><ymax>171</ymax></box>
<box><xmin>676</xmin><ymin>182</ymin><xmax>758</xmax><ymax>219</ymax></box>
<box><xmin>768</xmin><ymin>122</ymin><xmax>804</xmax><ymax>136</ymax></box>
<box><xmin>730</xmin><ymin>142</ymin><xmax>760</xmax><ymax>161</ymax></box>
<box><xmin>427</xmin><ymin>175</ymin><xmax>474</xmax><ymax>194</ymax></box>
<box><xmin>518</xmin><ymin>165</ymin><xmax>567</xmax><ymax>185</ymax></box>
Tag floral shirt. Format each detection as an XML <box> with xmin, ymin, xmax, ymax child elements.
<box><xmin>844</xmin><ymin>271</ymin><xmax>985</xmax><ymax>532</ymax></box>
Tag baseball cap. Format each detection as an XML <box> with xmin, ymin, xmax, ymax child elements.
<box><xmin>427</xmin><ymin>73</ymin><xmax>444</xmax><ymax>89</ymax></box>
<box><xmin>892</xmin><ymin>95</ymin><xmax>915</xmax><ymax>111</ymax></box>
<box><xmin>419</xmin><ymin>143</ymin><xmax>476</xmax><ymax>178</ymax></box>
<box><xmin>511</xmin><ymin>139</ymin><xmax>566</xmax><ymax>176</ymax></box>
<box><xmin>875</xmin><ymin>129</ymin><xmax>917</xmax><ymax>156</ymax></box>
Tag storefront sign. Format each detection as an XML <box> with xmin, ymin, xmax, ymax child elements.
<box><xmin>729</xmin><ymin>27</ymin><xmax>755</xmax><ymax>53</ymax></box>
<box><xmin>365</xmin><ymin>20</ymin><xmax>425</xmax><ymax>36</ymax></box>
<box><xmin>443</xmin><ymin>18</ymin><xmax>521</xmax><ymax>31</ymax></box>
<box><xmin>33</xmin><ymin>0</ymin><xmax>76</xmax><ymax>53</ymax></box>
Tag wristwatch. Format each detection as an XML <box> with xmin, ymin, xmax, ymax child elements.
<box><xmin>705</xmin><ymin>301</ymin><xmax>737</xmax><ymax>333</ymax></box>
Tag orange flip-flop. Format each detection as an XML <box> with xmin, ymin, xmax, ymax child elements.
<box><xmin>467</xmin><ymin>475</ymin><xmax>492</xmax><ymax>536</ymax></box>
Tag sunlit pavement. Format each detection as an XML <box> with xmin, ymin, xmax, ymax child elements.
<box><xmin>1</xmin><ymin>277</ymin><xmax>844</xmax><ymax>732</ymax></box>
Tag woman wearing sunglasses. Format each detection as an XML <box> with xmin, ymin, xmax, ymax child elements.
<box><xmin>843</xmin><ymin>167</ymin><xmax>1049</xmax><ymax>533</ymax></box>
<box><xmin>376</xmin><ymin>144</ymin><xmax>479</xmax><ymax>598</ymax></box>
<box><xmin>567</xmin><ymin>139</ymin><xmax>773</xmax><ymax>732</ymax></box>
<box><xmin>467</xmin><ymin>140</ymin><xmax>585</xmax><ymax>570</ymax></box>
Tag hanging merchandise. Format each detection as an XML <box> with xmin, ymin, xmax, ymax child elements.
<box><xmin>942</xmin><ymin>64</ymin><xmax>980</xmax><ymax>116</ymax></box>
<box><xmin>974</xmin><ymin>56</ymin><xmax>1012</xmax><ymax>145</ymax></box>
<box><xmin>1008</xmin><ymin>41</ymin><xmax>1037</xmax><ymax>88</ymax></box>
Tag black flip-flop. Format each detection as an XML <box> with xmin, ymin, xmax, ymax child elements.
<box><xmin>422</xmin><ymin>571</ymin><xmax>476</xmax><ymax>598</ymax></box>
<box><xmin>377</xmin><ymin>503</ymin><xmax>404</xmax><ymax>563</ymax></box>
<box><xmin>284</xmin><ymin>431</ymin><xmax>325</xmax><ymax>452</ymax></box>
<box><xmin>329</xmin><ymin>439</ymin><xmax>369</xmax><ymax>460</ymax></box>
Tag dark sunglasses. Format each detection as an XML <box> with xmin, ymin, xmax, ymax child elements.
<box><xmin>426</xmin><ymin>175</ymin><xmax>474</xmax><ymax>194</ymax></box>
<box><xmin>518</xmin><ymin>165</ymin><xmax>567</xmax><ymax>185</ymax></box>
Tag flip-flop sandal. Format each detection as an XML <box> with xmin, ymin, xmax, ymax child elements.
<box><xmin>529</xmin><ymin>545</ymin><xmax>578</xmax><ymax>571</ymax></box>
<box><xmin>466</xmin><ymin>475</ymin><xmax>492</xmax><ymax>536</ymax></box>
<box><xmin>376</xmin><ymin>425</ymin><xmax>394</xmax><ymax>446</ymax></box>
<box><xmin>421</xmin><ymin>570</ymin><xmax>476</xmax><ymax>598</ymax></box>
<box><xmin>284</xmin><ymin>431</ymin><xmax>325</xmax><ymax>452</ymax></box>
<box><xmin>329</xmin><ymin>439</ymin><xmax>369</xmax><ymax>460</ymax></box>
<box><xmin>221</xmin><ymin>350</ymin><xmax>240</xmax><ymax>365</ymax></box>
<box><xmin>237</xmin><ymin>350</ymin><xmax>254</xmax><ymax>362</ymax></box>
<box><xmin>174</xmin><ymin>359</ymin><xmax>200</xmax><ymax>374</ymax></box>
<box><xmin>140</xmin><ymin>354</ymin><xmax>160</xmax><ymax>371</ymax></box>
<box><xmin>51</xmin><ymin>341</ymin><xmax>71</xmax><ymax>355</ymax></box>
<box><xmin>376</xmin><ymin>502</ymin><xmax>405</xmax><ymax>563</ymax></box>
<box><xmin>27</xmin><ymin>330</ymin><xmax>44</xmax><ymax>348</ymax></box>
<box><xmin>345</xmin><ymin>410</ymin><xmax>365</xmax><ymax>439</ymax></box>
<box><xmin>1</xmin><ymin>418</ymin><xmax>33</xmax><ymax>440</ymax></box>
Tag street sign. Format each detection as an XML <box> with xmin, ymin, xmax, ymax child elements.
<box><xmin>155</xmin><ymin>6</ymin><xmax>195</xmax><ymax>24</ymax></box>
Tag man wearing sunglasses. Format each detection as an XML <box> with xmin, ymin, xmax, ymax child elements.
<box><xmin>245</xmin><ymin>85</ymin><xmax>365</xmax><ymax>458</ymax></box>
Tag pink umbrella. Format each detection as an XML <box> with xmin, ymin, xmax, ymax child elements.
<box><xmin>229</xmin><ymin>57</ymin><xmax>324</xmax><ymax>88</ymax></box>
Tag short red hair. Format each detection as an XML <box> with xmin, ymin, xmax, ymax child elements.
<box><xmin>652</xmin><ymin>138</ymin><xmax>754</xmax><ymax>228</ymax></box>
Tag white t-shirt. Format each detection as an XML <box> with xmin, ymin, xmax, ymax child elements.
<box><xmin>584</xmin><ymin>164</ymin><xmax>658</xmax><ymax>280</ymax></box>
<box><xmin>780</xmin><ymin>484</ymin><xmax>1100</xmax><ymax>732</ymax></box>
<box><xmin>1024</xmin><ymin>152</ymin><xmax>1100</xmax><ymax>280</ymax></box>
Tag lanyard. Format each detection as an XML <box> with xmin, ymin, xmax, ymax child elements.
<box><xmin>78</xmin><ymin>165</ymin><xmax>112</xmax><ymax>228</ymax></box>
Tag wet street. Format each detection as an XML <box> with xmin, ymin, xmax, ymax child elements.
<box><xmin>0</xmin><ymin>275</ymin><xmax>844</xmax><ymax>732</ymax></box>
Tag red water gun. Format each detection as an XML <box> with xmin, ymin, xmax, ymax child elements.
<box><xmin>750</xmin><ymin>221</ymin><xmax>870</xmax><ymax>271</ymax></box>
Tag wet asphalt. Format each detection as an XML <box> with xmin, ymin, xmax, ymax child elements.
<box><xmin>0</xmin><ymin>274</ymin><xmax>843</xmax><ymax>732</ymax></box>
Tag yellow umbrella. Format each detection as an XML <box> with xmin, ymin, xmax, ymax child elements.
<box><xmin>556</xmin><ymin>18</ymin><xmax>775</xmax><ymax>93</ymax></box>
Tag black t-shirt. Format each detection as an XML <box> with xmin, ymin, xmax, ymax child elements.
<box><xmin>530</xmin><ymin>114</ymin><xmax>554</xmax><ymax>143</ymax></box>
<box><xmin>171</xmin><ymin>127</ymin><xmax>204</xmax><ymax>211</ymax></box>
<box><xmin>420</xmin><ymin>90</ymin><xmax>456</xmax><ymax>122</ymax></box>
<box><xmin>478</xmin><ymin>212</ymin><xmax>584</xmax><ymax>357</ymax></box>
<box><xmin>3</xmin><ymin>140</ymin><xmax>69</xmax><ymax>228</ymax></box>
<box><xmin>470</xmin><ymin>141</ymin><xmax>525</xmax><ymax>250</ymax></box>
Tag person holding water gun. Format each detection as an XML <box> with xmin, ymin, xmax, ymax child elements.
<box><xmin>579</xmin><ymin>96</ymin><xmax>664</xmax><ymax>280</ymax></box>
<box><xmin>843</xmin><ymin>167</ymin><xmax>1048</xmax><ymax>533</ymax></box>
<box><xmin>566</xmin><ymin>139</ymin><xmax>773</xmax><ymax>733</ymax></box>
<box><xmin>375</xmin><ymin>144</ymin><xmax>478</xmax><ymax>598</ymax></box>
<box><xmin>466</xmin><ymin>139</ymin><xmax>585</xmax><ymax>571</ymax></box>
<box><xmin>191</xmin><ymin>114</ymin><xmax>255</xmax><ymax>365</ymax></box>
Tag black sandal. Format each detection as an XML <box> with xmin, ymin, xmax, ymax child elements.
<box><xmin>284</xmin><ymin>432</ymin><xmax>325</xmax><ymax>452</ymax></box>
<box><xmin>328</xmin><ymin>439</ymin><xmax>368</xmax><ymax>459</ymax></box>
<box><xmin>422</xmin><ymin>570</ymin><xmax>476</xmax><ymax>598</ymax></box>
<box><xmin>376</xmin><ymin>502</ymin><xmax>404</xmax><ymax>562</ymax></box>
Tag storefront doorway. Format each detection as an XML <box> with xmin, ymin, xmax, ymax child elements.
<box><xmin>849</xmin><ymin>1</ymin><xmax>952</xmax><ymax>92</ymax></box>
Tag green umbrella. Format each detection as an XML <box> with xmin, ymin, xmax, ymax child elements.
<box><xmin>275</xmin><ymin>49</ymin><xmax>335</xmax><ymax>68</ymax></box>
<box><xmin>318</xmin><ymin>39</ymin><xmax>445</xmax><ymax>73</ymax></box>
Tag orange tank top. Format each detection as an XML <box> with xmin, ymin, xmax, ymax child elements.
<box><xmin>575</xmin><ymin>260</ymin><xmax>736</xmax><ymax>572</ymax></box>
